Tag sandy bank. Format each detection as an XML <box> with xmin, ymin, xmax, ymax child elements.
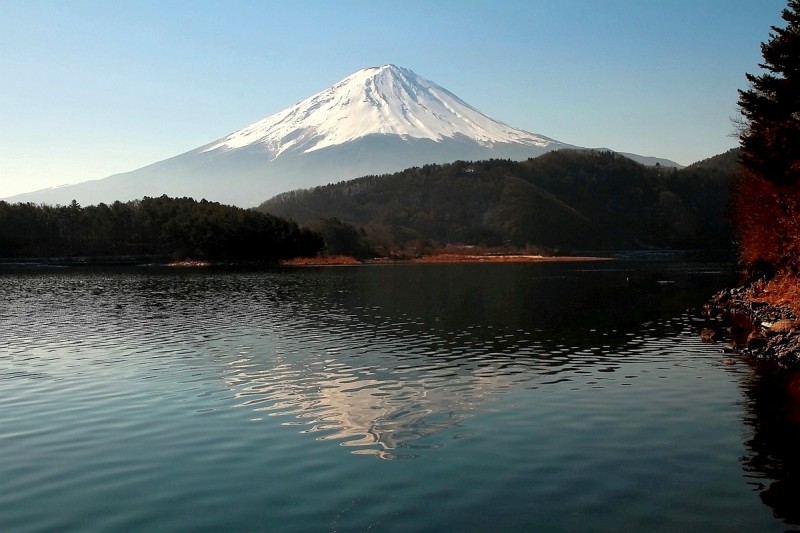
<box><xmin>280</xmin><ymin>254</ymin><xmax>611</xmax><ymax>266</ymax></box>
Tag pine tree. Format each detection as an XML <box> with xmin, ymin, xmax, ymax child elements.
<box><xmin>735</xmin><ymin>1</ymin><xmax>800</xmax><ymax>278</ymax></box>
<box><xmin>738</xmin><ymin>0</ymin><xmax>800</xmax><ymax>185</ymax></box>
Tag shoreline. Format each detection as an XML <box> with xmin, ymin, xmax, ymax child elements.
<box><xmin>703</xmin><ymin>284</ymin><xmax>800</xmax><ymax>367</ymax></box>
<box><xmin>405</xmin><ymin>253</ymin><xmax>611</xmax><ymax>264</ymax></box>
<box><xmin>279</xmin><ymin>253</ymin><xmax>613</xmax><ymax>266</ymax></box>
<box><xmin>1</xmin><ymin>249</ymin><xmax>725</xmax><ymax>268</ymax></box>
<box><xmin>0</xmin><ymin>254</ymin><xmax>610</xmax><ymax>269</ymax></box>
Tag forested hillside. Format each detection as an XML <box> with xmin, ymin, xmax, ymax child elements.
<box><xmin>0</xmin><ymin>195</ymin><xmax>322</xmax><ymax>262</ymax></box>
<box><xmin>260</xmin><ymin>149</ymin><xmax>737</xmax><ymax>255</ymax></box>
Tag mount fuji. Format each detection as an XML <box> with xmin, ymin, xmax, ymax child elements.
<box><xmin>5</xmin><ymin>65</ymin><xmax>680</xmax><ymax>207</ymax></box>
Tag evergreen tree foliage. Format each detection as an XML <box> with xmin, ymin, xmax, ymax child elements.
<box><xmin>304</xmin><ymin>218</ymin><xmax>376</xmax><ymax>259</ymax></box>
<box><xmin>260</xmin><ymin>150</ymin><xmax>736</xmax><ymax>254</ymax></box>
<box><xmin>0</xmin><ymin>195</ymin><xmax>323</xmax><ymax>262</ymax></box>
<box><xmin>738</xmin><ymin>0</ymin><xmax>800</xmax><ymax>186</ymax></box>
<box><xmin>735</xmin><ymin>0</ymin><xmax>800</xmax><ymax>276</ymax></box>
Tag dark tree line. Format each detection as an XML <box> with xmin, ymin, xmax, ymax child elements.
<box><xmin>303</xmin><ymin>218</ymin><xmax>377</xmax><ymax>259</ymax></box>
<box><xmin>0</xmin><ymin>195</ymin><xmax>322</xmax><ymax>261</ymax></box>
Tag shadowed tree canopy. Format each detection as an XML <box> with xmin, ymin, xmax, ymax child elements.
<box><xmin>0</xmin><ymin>195</ymin><xmax>323</xmax><ymax>262</ymax></box>
<box><xmin>738</xmin><ymin>0</ymin><xmax>800</xmax><ymax>186</ymax></box>
<box><xmin>735</xmin><ymin>0</ymin><xmax>800</xmax><ymax>277</ymax></box>
<box><xmin>260</xmin><ymin>150</ymin><xmax>737</xmax><ymax>255</ymax></box>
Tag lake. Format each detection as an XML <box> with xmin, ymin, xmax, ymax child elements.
<box><xmin>1</xmin><ymin>261</ymin><xmax>799</xmax><ymax>531</ymax></box>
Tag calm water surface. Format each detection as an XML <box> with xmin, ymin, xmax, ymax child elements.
<box><xmin>1</xmin><ymin>261</ymin><xmax>799</xmax><ymax>531</ymax></box>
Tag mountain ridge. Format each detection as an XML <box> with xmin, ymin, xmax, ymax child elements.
<box><xmin>258</xmin><ymin>149</ymin><xmax>733</xmax><ymax>254</ymax></box>
<box><xmin>4</xmin><ymin>65</ymin><xmax>682</xmax><ymax>207</ymax></box>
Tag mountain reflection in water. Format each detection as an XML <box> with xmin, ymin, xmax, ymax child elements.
<box><xmin>1</xmin><ymin>262</ymin><xmax>732</xmax><ymax>460</ymax></box>
<box><xmin>215</xmin><ymin>262</ymin><xmax>729</xmax><ymax>458</ymax></box>
<box><xmin>12</xmin><ymin>262</ymin><xmax>800</xmax><ymax>531</ymax></box>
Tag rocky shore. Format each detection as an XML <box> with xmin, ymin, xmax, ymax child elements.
<box><xmin>703</xmin><ymin>285</ymin><xmax>800</xmax><ymax>366</ymax></box>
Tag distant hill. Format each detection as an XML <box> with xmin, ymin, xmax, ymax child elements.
<box><xmin>258</xmin><ymin>149</ymin><xmax>737</xmax><ymax>254</ymax></box>
<box><xmin>685</xmin><ymin>147</ymin><xmax>741</xmax><ymax>172</ymax></box>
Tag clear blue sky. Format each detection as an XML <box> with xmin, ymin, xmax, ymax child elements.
<box><xmin>0</xmin><ymin>0</ymin><xmax>788</xmax><ymax>198</ymax></box>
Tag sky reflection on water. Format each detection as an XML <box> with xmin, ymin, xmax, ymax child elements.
<box><xmin>2</xmin><ymin>262</ymin><xmax>799</xmax><ymax>530</ymax></box>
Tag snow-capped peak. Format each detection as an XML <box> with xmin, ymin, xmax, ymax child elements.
<box><xmin>202</xmin><ymin>64</ymin><xmax>557</xmax><ymax>158</ymax></box>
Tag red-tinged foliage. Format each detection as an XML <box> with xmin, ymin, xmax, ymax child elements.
<box><xmin>735</xmin><ymin>1</ymin><xmax>800</xmax><ymax>283</ymax></box>
<box><xmin>734</xmin><ymin>171</ymin><xmax>800</xmax><ymax>277</ymax></box>
<box><xmin>752</xmin><ymin>272</ymin><xmax>800</xmax><ymax>316</ymax></box>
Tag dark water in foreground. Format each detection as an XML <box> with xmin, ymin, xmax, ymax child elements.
<box><xmin>1</xmin><ymin>261</ymin><xmax>799</xmax><ymax>531</ymax></box>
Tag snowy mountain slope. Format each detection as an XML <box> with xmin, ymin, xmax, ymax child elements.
<box><xmin>4</xmin><ymin>65</ymin><xmax>679</xmax><ymax>207</ymax></box>
<box><xmin>201</xmin><ymin>65</ymin><xmax>561</xmax><ymax>157</ymax></box>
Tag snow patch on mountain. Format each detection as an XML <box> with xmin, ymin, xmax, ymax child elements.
<box><xmin>202</xmin><ymin>65</ymin><xmax>559</xmax><ymax>158</ymax></box>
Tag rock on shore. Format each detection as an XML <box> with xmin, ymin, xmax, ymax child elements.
<box><xmin>704</xmin><ymin>285</ymin><xmax>800</xmax><ymax>366</ymax></box>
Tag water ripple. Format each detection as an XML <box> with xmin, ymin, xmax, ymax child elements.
<box><xmin>3</xmin><ymin>270</ymin><xmax>721</xmax><ymax>463</ymax></box>
<box><xmin>5</xmin><ymin>264</ymin><xmax>785</xmax><ymax>531</ymax></box>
